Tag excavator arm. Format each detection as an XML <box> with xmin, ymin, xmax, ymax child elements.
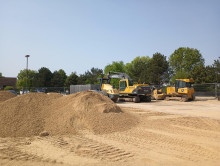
<box><xmin>107</xmin><ymin>71</ymin><xmax>131</xmax><ymax>80</ymax></box>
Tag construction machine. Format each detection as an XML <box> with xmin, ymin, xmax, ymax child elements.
<box><xmin>107</xmin><ymin>71</ymin><xmax>151</xmax><ymax>103</ymax></box>
<box><xmin>151</xmin><ymin>88</ymin><xmax>165</xmax><ymax>100</ymax></box>
<box><xmin>165</xmin><ymin>79</ymin><xmax>195</xmax><ymax>102</ymax></box>
<box><xmin>98</xmin><ymin>77</ymin><xmax>119</xmax><ymax>102</ymax></box>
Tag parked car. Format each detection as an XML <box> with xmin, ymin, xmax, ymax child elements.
<box><xmin>8</xmin><ymin>90</ymin><xmax>17</xmax><ymax>95</ymax></box>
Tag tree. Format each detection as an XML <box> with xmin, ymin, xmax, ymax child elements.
<box><xmin>77</xmin><ymin>74</ymin><xmax>87</xmax><ymax>85</ymax></box>
<box><xmin>16</xmin><ymin>69</ymin><xmax>37</xmax><ymax>89</ymax></box>
<box><xmin>104</xmin><ymin>61</ymin><xmax>126</xmax><ymax>74</ymax></box>
<box><xmin>51</xmin><ymin>71</ymin><xmax>64</xmax><ymax>87</ymax></box>
<box><xmin>169</xmin><ymin>47</ymin><xmax>204</xmax><ymax>83</ymax></box>
<box><xmin>125</xmin><ymin>56</ymin><xmax>150</xmax><ymax>83</ymax></box>
<box><xmin>87</xmin><ymin>67</ymin><xmax>103</xmax><ymax>84</ymax></box>
<box><xmin>77</xmin><ymin>67</ymin><xmax>103</xmax><ymax>85</ymax></box>
<box><xmin>58</xmin><ymin>69</ymin><xmax>67</xmax><ymax>82</ymax></box>
<box><xmin>33</xmin><ymin>67</ymin><xmax>52</xmax><ymax>87</ymax></box>
<box><xmin>148</xmin><ymin>52</ymin><xmax>169</xmax><ymax>85</ymax></box>
<box><xmin>205</xmin><ymin>66</ymin><xmax>219</xmax><ymax>83</ymax></box>
<box><xmin>190</xmin><ymin>65</ymin><xmax>207</xmax><ymax>83</ymax></box>
<box><xmin>65</xmin><ymin>72</ymin><xmax>78</xmax><ymax>87</ymax></box>
<box><xmin>104</xmin><ymin>61</ymin><xmax>126</xmax><ymax>88</ymax></box>
<box><xmin>4</xmin><ymin>86</ymin><xmax>14</xmax><ymax>90</ymax></box>
<box><xmin>213</xmin><ymin>57</ymin><xmax>220</xmax><ymax>82</ymax></box>
<box><xmin>0</xmin><ymin>72</ymin><xmax>2</xmax><ymax>77</ymax></box>
<box><xmin>191</xmin><ymin>66</ymin><xmax>219</xmax><ymax>85</ymax></box>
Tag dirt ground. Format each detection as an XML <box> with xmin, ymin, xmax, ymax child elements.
<box><xmin>0</xmin><ymin>97</ymin><xmax>220</xmax><ymax>166</ymax></box>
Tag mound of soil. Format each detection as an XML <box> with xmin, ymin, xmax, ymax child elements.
<box><xmin>46</xmin><ymin>92</ymin><xmax>63</xmax><ymax>99</ymax></box>
<box><xmin>0</xmin><ymin>91</ymin><xmax>138</xmax><ymax>137</ymax></box>
<box><xmin>0</xmin><ymin>91</ymin><xmax>16</xmax><ymax>103</ymax></box>
<box><xmin>45</xmin><ymin>91</ymin><xmax>138</xmax><ymax>135</ymax></box>
<box><xmin>0</xmin><ymin>93</ymin><xmax>59</xmax><ymax>137</ymax></box>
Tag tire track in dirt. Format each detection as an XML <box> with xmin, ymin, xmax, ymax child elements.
<box><xmin>66</xmin><ymin>135</ymin><xmax>134</xmax><ymax>162</ymax></box>
<box><xmin>97</xmin><ymin>112</ymin><xmax>220</xmax><ymax>164</ymax></box>
<box><xmin>0</xmin><ymin>135</ymin><xmax>134</xmax><ymax>165</ymax></box>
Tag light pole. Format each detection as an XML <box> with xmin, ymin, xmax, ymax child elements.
<box><xmin>25</xmin><ymin>55</ymin><xmax>30</xmax><ymax>91</ymax></box>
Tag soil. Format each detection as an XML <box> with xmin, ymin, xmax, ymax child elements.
<box><xmin>0</xmin><ymin>91</ymin><xmax>137</xmax><ymax>137</ymax></box>
<box><xmin>0</xmin><ymin>91</ymin><xmax>16</xmax><ymax>103</ymax></box>
<box><xmin>0</xmin><ymin>95</ymin><xmax>220</xmax><ymax>166</ymax></box>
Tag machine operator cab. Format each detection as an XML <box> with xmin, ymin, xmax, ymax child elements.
<box><xmin>119</xmin><ymin>79</ymin><xmax>133</xmax><ymax>92</ymax></box>
<box><xmin>175</xmin><ymin>79</ymin><xmax>194</xmax><ymax>95</ymax></box>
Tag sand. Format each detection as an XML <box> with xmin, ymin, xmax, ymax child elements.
<box><xmin>0</xmin><ymin>96</ymin><xmax>220</xmax><ymax>166</ymax></box>
<box><xmin>0</xmin><ymin>91</ymin><xmax>16</xmax><ymax>103</ymax></box>
<box><xmin>0</xmin><ymin>91</ymin><xmax>137</xmax><ymax>137</ymax></box>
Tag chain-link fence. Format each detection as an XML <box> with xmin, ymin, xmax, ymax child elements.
<box><xmin>14</xmin><ymin>83</ymin><xmax>220</xmax><ymax>98</ymax></box>
<box><xmin>19</xmin><ymin>87</ymin><xmax>70</xmax><ymax>95</ymax></box>
<box><xmin>193</xmin><ymin>83</ymin><xmax>220</xmax><ymax>97</ymax></box>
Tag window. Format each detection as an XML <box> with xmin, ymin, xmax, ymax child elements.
<box><xmin>186</xmin><ymin>82</ymin><xmax>192</xmax><ymax>88</ymax></box>
<box><xmin>120</xmin><ymin>81</ymin><xmax>127</xmax><ymax>91</ymax></box>
<box><xmin>128</xmin><ymin>80</ymin><xmax>133</xmax><ymax>86</ymax></box>
<box><xmin>175</xmin><ymin>80</ymin><xmax>192</xmax><ymax>89</ymax></box>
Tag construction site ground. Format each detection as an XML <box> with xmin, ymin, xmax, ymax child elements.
<box><xmin>0</xmin><ymin>96</ymin><xmax>220</xmax><ymax>166</ymax></box>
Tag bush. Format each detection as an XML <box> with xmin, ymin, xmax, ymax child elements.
<box><xmin>4</xmin><ymin>86</ymin><xmax>14</xmax><ymax>90</ymax></box>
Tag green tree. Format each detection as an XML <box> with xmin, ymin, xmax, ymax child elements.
<box><xmin>77</xmin><ymin>74</ymin><xmax>87</xmax><ymax>85</ymax></box>
<box><xmin>169</xmin><ymin>47</ymin><xmax>204</xmax><ymax>83</ymax></box>
<box><xmin>104</xmin><ymin>61</ymin><xmax>126</xmax><ymax>74</ymax></box>
<box><xmin>65</xmin><ymin>72</ymin><xmax>78</xmax><ymax>87</ymax></box>
<box><xmin>104</xmin><ymin>61</ymin><xmax>126</xmax><ymax>88</ymax></box>
<box><xmin>4</xmin><ymin>86</ymin><xmax>14</xmax><ymax>90</ymax></box>
<box><xmin>78</xmin><ymin>67</ymin><xmax>103</xmax><ymax>85</ymax></box>
<box><xmin>33</xmin><ymin>67</ymin><xmax>52</xmax><ymax>87</ymax></box>
<box><xmin>190</xmin><ymin>64</ymin><xmax>207</xmax><ymax>83</ymax></box>
<box><xmin>125</xmin><ymin>56</ymin><xmax>150</xmax><ymax>83</ymax></box>
<box><xmin>213</xmin><ymin>57</ymin><xmax>220</xmax><ymax>82</ymax></box>
<box><xmin>148</xmin><ymin>53</ymin><xmax>169</xmax><ymax>85</ymax></box>
<box><xmin>58</xmin><ymin>69</ymin><xmax>67</xmax><ymax>82</ymax></box>
<box><xmin>16</xmin><ymin>69</ymin><xmax>37</xmax><ymax>89</ymax></box>
<box><xmin>51</xmin><ymin>71</ymin><xmax>64</xmax><ymax>87</ymax></box>
<box><xmin>0</xmin><ymin>72</ymin><xmax>2</xmax><ymax>77</ymax></box>
<box><xmin>205</xmin><ymin>66</ymin><xmax>218</xmax><ymax>83</ymax></box>
<box><xmin>191</xmin><ymin>62</ymin><xmax>219</xmax><ymax>84</ymax></box>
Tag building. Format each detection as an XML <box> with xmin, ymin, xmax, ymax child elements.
<box><xmin>0</xmin><ymin>77</ymin><xmax>17</xmax><ymax>90</ymax></box>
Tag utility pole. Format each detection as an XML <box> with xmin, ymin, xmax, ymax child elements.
<box><xmin>25</xmin><ymin>55</ymin><xmax>30</xmax><ymax>91</ymax></box>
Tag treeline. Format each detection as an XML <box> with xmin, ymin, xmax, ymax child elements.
<box><xmin>15</xmin><ymin>47</ymin><xmax>220</xmax><ymax>89</ymax></box>
<box><xmin>16</xmin><ymin>67</ymin><xmax>103</xmax><ymax>89</ymax></box>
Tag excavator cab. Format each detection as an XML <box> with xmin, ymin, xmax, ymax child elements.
<box><xmin>119</xmin><ymin>79</ymin><xmax>133</xmax><ymax>91</ymax></box>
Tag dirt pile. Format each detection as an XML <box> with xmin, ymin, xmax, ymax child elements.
<box><xmin>45</xmin><ymin>91</ymin><xmax>138</xmax><ymax>135</ymax></box>
<box><xmin>0</xmin><ymin>91</ymin><xmax>138</xmax><ymax>137</ymax></box>
<box><xmin>0</xmin><ymin>93</ymin><xmax>61</xmax><ymax>137</ymax></box>
<box><xmin>0</xmin><ymin>91</ymin><xmax>16</xmax><ymax>103</ymax></box>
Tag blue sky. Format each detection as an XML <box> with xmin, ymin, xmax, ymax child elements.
<box><xmin>0</xmin><ymin>0</ymin><xmax>220</xmax><ymax>77</ymax></box>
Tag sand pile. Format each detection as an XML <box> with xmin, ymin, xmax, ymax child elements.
<box><xmin>45</xmin><ymin>91</ymin><xmax>138</xmax><ymax>135</ymax></box>
<box><xmin>0</xmin><ymin>91</ymin><xmax>16</xmax><ymax>103</ymax></box>
<box><xmin>0</xmin><ymin>93</ymin><xmax>61</xmax><ymax>137</ymax></box>
<box><xmin>0</xmin><ymin>91</ymin><xmax>138</xmax><ymax>137</ymax></box>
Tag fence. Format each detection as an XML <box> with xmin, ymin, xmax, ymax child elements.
<box><xmin>70</xmin><ymin>84</ymin><xmax>99</xmax><ymax>94</ymax></box>
<box><xmin>15</xmin><ymin>83</ymin><xmax>220</xmax><ymax>98</ymax></box>
<box><xmin>193</xmin><ymin>83</ymin><xmax>220</xmax><ymax>97</ymax></box>
<box><xmin>19</xmin><ymin>87</ymin><xmax>70</xmax><ymax>95</ymax></box>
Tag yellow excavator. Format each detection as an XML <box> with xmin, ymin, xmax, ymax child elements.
<box><xmin>107</xmin><ymin>71</ymin><xmax>151</xmax><ymax>103</ymax></box>
<box><xmin>98</xmin><ymin>77</ymin><xmax>119</xmax><ymax>102</ymax></box>
<box><xmin>166</xmin><ymin>79</ymin><xmax>195</xmax><ymax>102</ymax></box>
